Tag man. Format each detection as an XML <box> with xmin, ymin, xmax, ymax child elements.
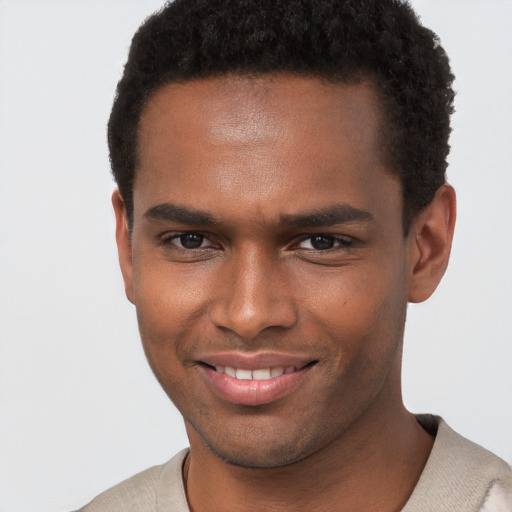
<box><xmin>81</xmin><ymin>0</ymin><xmax>511</xmax><ymax>510</ymax></box>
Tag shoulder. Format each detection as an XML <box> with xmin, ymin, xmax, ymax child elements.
<box><xmin>428</xmin><ymin>416</ymin><xmax>511</xmax><ymax>485</ymax></box>
<box><xmin>403</xmin><ymin>416</ymin><xmax>512</xmax><ymax>512</ymax></box>
<box><xmin>78</xmin><ymin>449</ymin><xmax>189</xmax><ymax>512</ymax></box>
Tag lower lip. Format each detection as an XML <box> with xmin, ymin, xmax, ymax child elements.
<box><xmin>201</xmin><ymin>365</ymin><xmax>313</xmax><ymax>406</ymax></box>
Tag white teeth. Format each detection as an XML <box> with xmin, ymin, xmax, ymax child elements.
<box><xmin>236</xmin><ymin>369</ymin><xmax>252</xmax><ymax>380</ymax></box>
<box><xmin>224</xmin><ymin>366</ymin><xmax>236</xmax><ymax>378</ymax></box>
<box><xmin>252</xmin><ymin>368</ymin><xmax>271</xmax><ymax>380</ymax></box>
<box><xmin>270</xmin><ymin>367</ymin><xmax>285</xmax><ymax>377</ymax></box>
<box><xmin>214</xmin><ymin>365</ymin><xmax>296</xmax><ymax>380</ymax></box>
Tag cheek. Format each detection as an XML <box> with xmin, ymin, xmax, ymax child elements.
<box><xmin>300</xmin><ymin>266</ymin><xmax>408</xmax><ymax>414</ymax></box>
<box><xmin>298</xmin><ymin>258</ymin><xmax>408</xmax><ymax>361</ymax></box>
<box><xmin>133</xmin><ymin>257</ymin><xmax>211</xmax><ymax>327</ymax></box>
<box><xmin>131</xmin><ymin>260</ymin><xmax>213</xmax><ymax>374</ymax></box>
<box><xmin>304</xmin><ymin>260</ymin><xmax>404</xmax><ymax>316</ymax></box>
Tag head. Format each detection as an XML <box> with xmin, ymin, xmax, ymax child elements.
<box><xmin>110</xmin><ymin>0</ymin><xmax>456</xmax><ymax>469</ymax></box>
<box><xmin>108</xmin><ymin>0</ymin><xmax>455</xmax><ymax>234</ymax></box>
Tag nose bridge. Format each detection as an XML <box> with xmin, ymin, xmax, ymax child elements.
<box><xmin>210</xmin><ymin>243</ymin><xmax>296</xmax><ymax>339</ymax></box>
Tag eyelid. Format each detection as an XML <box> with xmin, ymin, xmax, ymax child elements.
<box><xmin>157</xmin><ymin>231</ymin><xmax>354</xmax><ymax>252</ymax></box>
<box><xmin>295</xmin><ymin>234</ymin><xmax>354</xmax><ymax>250</ymax></box>
<box><xmin>158</xmin><ymin>231</ymin><xmax>218</xmax><ymax>250</ymax></box>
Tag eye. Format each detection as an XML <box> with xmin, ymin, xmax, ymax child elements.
<box><xmin>298</xmin><ymin>235</ymin><xmax>352</xmax><ymax>251</ymax></box>
<box><xmin>162</xmin><ymin>232</ymin><xmax>214</xmax><ymax>250</ymax></box>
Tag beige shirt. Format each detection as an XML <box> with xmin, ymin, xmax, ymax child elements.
<box><xmin>80</xmin><ymin>417</ymin><xmax>512</xmax><ymax>512</ymax></box>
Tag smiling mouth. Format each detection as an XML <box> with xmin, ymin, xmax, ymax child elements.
<box><xmin>198</xmin><ymin>359</ymin><xmax>317</xmax><ymax>406</ymax></box>
<box><xmin>201</xmin><ymin>361</ymin><xmax>317</xmax><ymax>381</ymax></box>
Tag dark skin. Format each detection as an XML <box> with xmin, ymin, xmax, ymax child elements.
<box><xmin>114</xmin><ymin>75</ymin><xmax>456</xmax><ymax>511</ymax></box>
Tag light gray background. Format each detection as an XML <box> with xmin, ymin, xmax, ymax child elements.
<box><xmin>0</xmin><ymin>1</ymin><xmax>511</xmax><ymax>511</ymax></box>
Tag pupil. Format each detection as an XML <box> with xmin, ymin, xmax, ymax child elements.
<box><xmin>311</xmin><ymin>235</ymin><xmax>334</xmax><ymax>250</ymax></box>
<box><xmin>180</xmin><ymin>233</ymin><xmax>203</xmax><ymax>249</ymax></box>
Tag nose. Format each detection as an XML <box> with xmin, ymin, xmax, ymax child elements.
<box><xmin>209</xmin><ymin>245</ymin><xmax>298</xmax><ymax>339</ymax></box>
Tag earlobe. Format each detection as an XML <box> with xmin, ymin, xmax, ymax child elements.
<box><xmin>112</xmin><ymin>189</ymin><xmax>135</xmax><ymax>304</ymax></box>
<box><xmin>407</xmin><ymin>184</ymin><xmax>456</xmax><ymax>303</ymax></box>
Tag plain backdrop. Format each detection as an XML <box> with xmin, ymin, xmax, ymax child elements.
<box><xmin>0</xmin><ymin>1</ymin><xmax>511</xmax><ymax>511</ymax></box>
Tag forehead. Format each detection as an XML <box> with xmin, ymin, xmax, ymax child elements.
<box><xmin>134</xmin><ymin>75</ymin><xmax>398</xmax><ymax>225</ymax></box>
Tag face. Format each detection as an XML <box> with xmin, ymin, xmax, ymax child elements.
<box><xmin>119</xmin><ymin>75</ymin><xmax>414</xmax><ymax>468</ymax></box>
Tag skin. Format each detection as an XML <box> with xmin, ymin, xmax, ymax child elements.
<box><xmin>114</xmin><ymin>75</ymin><xmax>456</xmax><ymax>511</ymax></box>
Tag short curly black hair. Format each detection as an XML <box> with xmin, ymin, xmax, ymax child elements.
<box><xmin>108</xmin><ymin>0</ymin><xmax>454</xmax><ymax>233</ymax></box>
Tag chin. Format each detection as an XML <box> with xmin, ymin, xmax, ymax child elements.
<box><xmin>190</xmin><ymin>417</ymin><xmax>325</xmax><ymax>469</ymax></box>
<box><xmin>206</xmin><ymin>442</ymin><xmax>311</xmax><ymax>469</ymax></box>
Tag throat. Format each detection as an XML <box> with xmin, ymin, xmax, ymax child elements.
<box><xmin>183</xmin><ymin>411</ymin><xmax>434</xmax><ymax>512</ymax></box>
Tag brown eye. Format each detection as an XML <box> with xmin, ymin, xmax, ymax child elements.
<box><xmin>159</xmin><ymin>231</ymin><xmax>219</xmax><ymax>252</ymax></box>
<box><xmin>310</xmin><ymin>235</ymin><xmax>336</xmax><ymax>250</ymax></box>
<box><xmin>177</xmin><ymin>233</ymin><xmax>205</xmax><ymax>249</ymax></box>
<box><xmin>298</xmin><ymin>235</ymin><xmax>353</xmax><ymax>251</ymax></box>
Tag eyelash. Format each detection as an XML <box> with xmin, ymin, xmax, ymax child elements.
<box><xmin>296</xmin><ymin>234</ymin><xmax>353</xmax><ymax>251</ymax></box>
<box><xmin>158</xmin><ymin>232</ymin><xmax>354</xmax><ymax>252</ymax></box>
<box><xmin>159</xmin><ymin>232</ymin><xmax>217</xmax><ymax>250</ymax></box>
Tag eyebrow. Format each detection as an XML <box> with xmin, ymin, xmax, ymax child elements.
<box><xmin>279</xmin><ymin>204</ymin><xmax>374</xmax><ymax>227</ymax></box>
<box><xmin>144</xmin><ymin>203</ymin><xmax>218</xmax><ymax>226</ymax></box>
<box><xmin>143</xmin><ymin>202</ymin><xmax>374</xmax><ymax>228</ymax></box>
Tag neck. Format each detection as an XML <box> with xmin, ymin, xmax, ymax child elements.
<box><xmin>183</xmin><ymin>395</ymin><xmax>433</xmax><ymax>512</ymax></box>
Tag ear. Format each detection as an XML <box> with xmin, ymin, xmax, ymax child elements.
<box><xmin>112</xmin><ymin>189</ymin><xmax>135</xmax><ymax>304</ymax></box>
<box><xmin>407</xmin><ymin>184</ymin><xmax>456</xmax><ymax>303</ymax></box>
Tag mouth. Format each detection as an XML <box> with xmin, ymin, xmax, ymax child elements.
<box><xmin>202</xmin><ymin>362</ymin><xmax>314</xmax><ymax>380</ymax></box>
<box><xmin>198</xmin><ymin>357</ymin><xmax>318</xmax><ymax>406</ymax></box>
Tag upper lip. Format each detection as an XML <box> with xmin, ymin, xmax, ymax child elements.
<box><xmin>198</xmin><ymin>351</ymin><xmax>316</xmax><ymax>370</ymax></box>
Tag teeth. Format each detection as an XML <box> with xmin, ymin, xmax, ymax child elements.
<box><xmin>214</xmin><ymin>365</ymin><xmax>295</xmax><ymax>380</ymax></box>
<box><xmin>235</xmin><ymin>369</ymin><xmax>252</xmax><ymax>380</ymax></box>
<box><xmin>270</xmin><ymin>367</ymin><xmax>285</xmax><ymax>377</ymax></box>
<box><xmin>252</xmin><ymin>368</ymin><xmax>271</xmax><ymax>380</ymax></box>
<box><xmin>224</xmin><ymin>366</ymin><xmax>236</xmax><ymax>378</ymax></box>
